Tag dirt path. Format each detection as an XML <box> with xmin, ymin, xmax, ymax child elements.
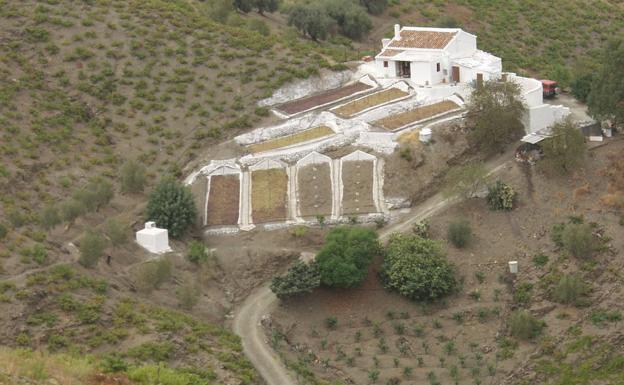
<box><xmin>232</xmin><ymin>154</ymin><xmax>511</xmax><ymax>385</ymax></box>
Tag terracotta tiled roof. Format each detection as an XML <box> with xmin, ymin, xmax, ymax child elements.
<box><xmin>378</xmin><ymin>49</ymin><xmax>403</xmax><ymax>57</ymax></box>
<box><xmin>389</xmin><ymin>30</ymin><xmax>457</xmax><ymax>49</ymax></box>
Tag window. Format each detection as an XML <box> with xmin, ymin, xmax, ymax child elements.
<box><xmin>436</xmin><ymin>63</ymin><xmax>441</xmax><ymax>72</ymax></box>
<box><xmin>383</xmin><ymin>61</ymin><xmax>388</xmax><ymax>68</ymax></box>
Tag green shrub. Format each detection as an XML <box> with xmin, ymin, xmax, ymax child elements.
<box><xmin>120</xmin><ymin>160</ymin><xmax>147</xmax><ymax>194</ymax></box>
<box><xmin>60</xmin><ymin>199</ymin><xmax>86</xmax><ymax>223</ymax></box>
<box><xmin>513</xmin><ymin>282</ymin><xmax>533</xmax><ymax>306</ymax></box>
<box><xmin>509</xmin><ymin>310</ymin><xmax>545</xmax><ymax>340</ymax></box>
<box><xmin>552</xmin><ymin>274</ymin><xmax>588</xmax><ymax>306</ymax></box>
<box><xmin>412</xmin><ymin>220</ymin><xmax>430</xmax><ymax>238</ymax></box>
<box><xmin>40</xmin><ymin>205</ymin><xmax>61</xmax><ymax>230</ymax></box>
<box><xmin>101</xmin><ymin>353</ymin><xmax>128</xmax><ymax>373</ymax></box>
<box><xmin>187</xmin><ymin>240</ymin><xmax>208</xmax><ymax>263</ymax></box>
<box><xmin>382</xmin><ymin>234</ymin><xmax>457</xmax><ymax>301</ymax></box>
<box><xmin>135</xmin><ymin>257</ymin><xmax>172</xmax><ymax>292</ymax></box>
<box><xmin>73</xmin><ymin>179</ymin><xmax>114</xmax><ymax>212</ymax></box>
<box><xmin>146</xmin><ymin>178</ymin><xmax>197</xmax><ymax>239</ymax></box>
<box><xmin>127</xmin><ymin>341</ymin><xmax>174</xmax><ymax>362</ymax></box>
<box><xmin>532</xmin><ymin>254</ymin><xmax>549</xmax><ymax>268</ymax></box>
<box><xmin>104</xmin><ymin>219</ymin><xmax>128</xmax><ymax>246</ymax></box>
<box><xmin>176</xmin><ymin>283</ymin><xmax>200</xmax><ymax>310</ymax></box>
<box><xmin>79</xmin><ymin>231</ymin><xmax>106</xmax><ymax>268</ymax></box>
<box><xmin>270</xmin><ymin>260</ymin><xmax>320</xmax><ymax>299</ymax></box>
<box><xmin>325</xmin><ymin>316</ymin><xmax>338</xmax><ymax>329</ymax></box>
<box><xmin>447</xmin><ymin>220</ymin><xmax>472</xmax><ymax>248</ymax></box>
<box><xmin>590</xmin><ymin>309</ymin><xmax>622</xmax><ymax>327</ymax></box>
<box><xmin>561</xmin><ymin>223</ymin><xmax>596</xmax><ymax>258</ymax></box>
<box><xmin>315</xmin><ymin>226</ymin><xmax>379</xmax><ymax>288</ymax></box>
<box><xmin>486</xmin><ymin>180</ymin><xmax>516</xmax><ymax>211</ymax></box>
<box><xmin>0</xmin><ymin>223</ymin><xmax>7</xmax><ymax>239</ymax></box>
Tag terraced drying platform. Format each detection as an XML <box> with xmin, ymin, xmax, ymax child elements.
<box><xmin>276</xmin><ymin>82</ymin><xmax>374</xmax><ymax>115</ymax></box>
<box><xmin>206</xmin><ymin>175</ymin><xmax>240</xmax><ymax>226</ymax></box>
<box><xmin>341</xmin><ymin>160</ymin><xmax>377</xmax><ymax>215</ymax></box>
<box><xmin>333</xmin><ymin>88</ymin><xmax>409</xmax><ymax>118</ymax></box>
<box><xmin>251</xmin><ymin>169</ymin><xmax>289</xmax><ymax>223</ymax></box>
<box><xmin>297</xmin><ymin>164</ymin><xmax>333</xmax><ymax>218</ymax></box>
<box><xmin>374</xmin><ymin>100</ymin><xmax>460</xmax><ymax>130</ymax></box>
<box><xmin>248</xmin><ymin>126</ymin><xmax>334</xmax><ymax>154</ymax></box>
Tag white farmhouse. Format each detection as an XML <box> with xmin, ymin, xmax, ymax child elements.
<box><xmin>375</xmin><ymin>25</ymin><xmax>502</xmax><ymax>86</ymax></box>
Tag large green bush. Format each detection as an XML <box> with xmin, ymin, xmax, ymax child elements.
<box><xmin>316</xmin><ymin>226</ymin><xmax>379</xmax><ymax>288</ymax></box>
<box><xmin>120</xmin><ymin>160</ymin><xmax>147</xmax><ymax>194</ymax></box>
<box><xmin>146</xmin><ymin>179</ymin><xmax>197</xmax><ymax>239</ymax></box>
<box><xmin>187</xmin><ymin>241</ymin><xmax>208</xmax><ymax>264</ymax></box>
<box><xmin>382</xmin><ymin>234</ymin><xmax>457</xmax><ymax>301</ymax></box>
<box><xmin>447</xmin><ymin>220</ymin><xmax>472</xmax><ymax>248</ymax></box>
<box><xmin>486</xmin><ymin>180</ymin><xmax>516</xmax><ymax>211</ymax></box>
<box><xmin>270</xmin><ymin>260</ymin><xmax>321</xmax><ymax>299</ymax></box>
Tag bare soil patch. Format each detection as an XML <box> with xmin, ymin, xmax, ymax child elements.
<box><xmin>248</xmin><ymin>126</ymin><xmax>334</xmax><ymax>154</ymax></box>
<box><xmin>251</xmin><ymin>169</ymin><xmax>289</xmax><ymax>223</ymax></box>
<box><xmin>206</xmin><ymin>175</ymin><xmax>240</xmax><ymax>226</ymax></box>
<box><xmin>341</xmin><ymin>160</ymin><xmax>377</xmax><ymax>215</ymax></box>
<box><xmin>298</xmin><ymin>163</ymin><xmax>333</xmax><ymax>218</ymax></box>
<box><xmin>374</xmin><ymin>100</ymin><xmax>460</xmax><ymax>131</ymax></box>
<box><xmin>333</xmin><ymin>88</ymin><xmax>409</xmax><ymax>118</ymax></box>
<box><xmin>276</xmin><ymin>82</ymin><xmax>373</xmax><ymax>115</ymax></box>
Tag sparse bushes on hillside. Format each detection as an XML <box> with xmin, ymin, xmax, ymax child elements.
<box><xmin>79</xmin><ymin>231</ymin><xmax>106</xmax><ymax>268</ymax></box>
<box><xmin>234</xmin><ymin>0</ymin><xmax>280</xmax><ymax>14</ymax></box>
<box><xmin>176</xmin><ymin>283</ymin><xmax>201</xmax><ymax>310</ymax></box>
<box><xmin>73</xmin><ymin>179</ymin><xmax>114</xmax><ymax>213</ymax></box>
<box><xmin>60</xmin><ymin>199</ymin><xmax>86</xmax><ymax>224</ymax></box>
<box><xmin>270</xmin><ymin>260</ymin><xmax>321</xmax><ymax>299</ymax></box>
<box><xmin>486</xmin><ymin>180</ymin><xmax>516</xmax><ymax>211</ymax></box>
<box><xmin>40</xmin><ymin>205</ymin><xmax>61</xmax><ymax>230</ymax></box>
<box><xmin>287</xmin><ymin>0</ymin><xmax>373</xmax><ymax>41</ymax></box>
<box><xmin>146</xmin><ymin>179</ymin><xmax>197</xmax><ymax>239</ymax></box>
<box><xmin>0</xmin><ymin>223</ymin><xmax>7</xmax><ymax>240</ymax></box>
<box><xmin>553</xmin><ymin>223</ymin><xmax>597</xmax><ymax>259</ymax></box>
<box><xmin>315</xmin><ymin>226</ymin><xmax>379</xmax><ymax>288</ymax></box>
<box><xmin>509</xmin><ymin>310</ymin><xmax>544</xmax><ymax>340</ymax></box>
<box><xmin>382</xmin><ymin>234</ymin><xmax>457</xmax><ymax>301</ymax></box>
<box><xmin>447</xmin><ymin>220</ymin><xmax>472</xmax><ymax>248</ymax></box>
<box><xmin>120</xmin><ymin>160</ymin><xmax>147</xmax><ymax>194</ymax></box>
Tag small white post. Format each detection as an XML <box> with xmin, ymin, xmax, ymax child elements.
<box><xmin>508</xmin><ymin>261</ymin><xmax>518</xmax><ymax>274</ymax></box>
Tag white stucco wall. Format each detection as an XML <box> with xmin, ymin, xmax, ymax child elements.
<box><xmin>524</xmin><ymin>104</ymin><xmax>571</xmax><ymax>134</ymax></box>
<box><xmin>410</xmin><ymin>61</ymin><xmax>432</xmax><ymax>85</ymax></box>
<box><xmin>446</xmin><ymin>31</ymin><xmax>477</xmax><ymax>58</ymax></box>
<box><xmin>376</xmin><ymin>58</ymin><xmax>397</xmax><ymax>78</ymax></box>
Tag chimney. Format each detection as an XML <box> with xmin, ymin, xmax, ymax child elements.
<box><xmin>394</xmin><ymin>24</ymin><xmax>401</xmax><ymax>40</ymax></box>
<box><xmin>145</xmin><ymin>221</ymin><xmax>156</xmax><ymax>229</ymax></box>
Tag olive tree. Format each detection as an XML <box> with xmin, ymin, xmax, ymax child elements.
<box><xmin>270</xmin><ymin>261</ymin><xmax>321</xmax><ymax>299</ymax></box>
<box><xmin>587</xmin><ymin>38</ymin><xmax>624</xmax><ymax>126</ymax></box>
<box><xmin>382</xmin><ymin>234</ymin><xmax>457</xmax><ymax>301</ymax></box>
<box><xmin>466</xmin><ymin>80</ymin><xmax>527</xmax><ymax>154</ymax></box>
<box><xmin>540</xmin><ymin>119</ymin><xmax>586</xmax><ymax>175</ymax></box>
<box><xmin>316</xmin><ymin>226</ymin><xmax>379</xmax><ymax>288</ymax></box>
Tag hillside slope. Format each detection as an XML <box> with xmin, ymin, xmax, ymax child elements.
<box><xmin>368</xmin><ymin>0</ymin><xmax>624</xmax><ymax>83</ymax></box>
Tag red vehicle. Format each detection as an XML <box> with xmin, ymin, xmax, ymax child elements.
<box><xmin>541</xmin><ymin>80</ymin><xmax>559</xmax><ymax>98</ymax></box>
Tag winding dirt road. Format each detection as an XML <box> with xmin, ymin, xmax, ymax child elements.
<box><xmin>232</xmin><ymin>156</ymin><xmax>511</xmax><ymax>385</ymax></box>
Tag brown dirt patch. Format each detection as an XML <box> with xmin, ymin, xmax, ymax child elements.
<box><xmin>298</xmin><ymin>163</ymin><xmax>333</xmax><ymax>218</ymax></box>
<box><xmin>341</xmin><ymin>160</ymin><xmax>377</xmax><ymax>215</ymax></box>
<box><xmin>333</xmin><ymin>88</ymin><xmax>409</xmax><ymax>118</ymax></box>
<box><xmin>251</xmin><ymin>169</ymin><xmax>289</xmax><ymax>223</ymax></box>
<box><xmin>206</xmin><ymin>175</ymin><xmax>240</xmax><ymax>226</ymax></box>
<box><xmin>276</xmin><ymin>82</ymin><xmax>373</xmax><ymax>115</ymax></box>
<box><xmin>374</xmin><ymin>100</ymin><xmax>460</xmax><ymax>130</ymax></box>
<box><xmin>248</xmin><ymin>126</ymin><xmax>334</xmax><ymax>154</ymax></box>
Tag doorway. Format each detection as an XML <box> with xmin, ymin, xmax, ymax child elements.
<box><xmin>396</xmin><ymin>61</ymin><xmax>411</xmax><ymax>78</ymax></box>
<box><xmin>452</xmin><ymin>66</ymin><xmax>460</xmax><ymax>83</ymax></box>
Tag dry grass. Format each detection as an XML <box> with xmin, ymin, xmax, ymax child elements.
<box><xmin>248</xmin><ymin>126</ymin><xmax>334</xmax><ymax>153</ymax></box>
<box><xmin>206</xmin><ymin>175</ymin><xmax>240</xmax><ymax>226</ymax></box>
<box><xmin>374</xmin><ymin>100</ymin><xmax>460</xmax><ymax>130</ymax></box>
<box><xmin>251</xmin><ymin>169</ymin><xmax>288</xmax><ymax>223</ymax></box>
<box><xmin>333</xmin><ymin>88</ymin><xmax>409</xmax><ymax>117</ymax></box>
<box><xmin>0</xmin><ymin>348</ymin><xmax>94</xmax><ymax>385</ymax></box>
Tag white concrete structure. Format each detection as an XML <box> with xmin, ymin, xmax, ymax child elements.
<box><xmin>419</xmin><ymin>128</ymin><xmax>432</xmax><ymax>143</ymax></box>
<box><xmin>376</xmin><ymin>25</ymin><xmax>501</xmax><ymax>87</ymax></box>
<box><xmin>509</xmin><ymin>261</ymin><xmax>518</xmax><ymax>274</ymax></box>
<box><xmin>136</xmin><ymin>222</ymin><xmax>171</xmax><ymax>254</ymax></box>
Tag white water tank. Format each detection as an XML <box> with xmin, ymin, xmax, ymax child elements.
<box><xmin>419</xmin><ymin>128</ymin><xmax>432</xmax><ymax>143</ymax></box>
<box><xmin>508</xmin><ymin>261</ymin><xmax>518</xmax><ymax>274</ymax></box>
<box><xmin>136</xmin><ymin>222</ymin><xmax>171</xmax><ymax>254</ymax></box>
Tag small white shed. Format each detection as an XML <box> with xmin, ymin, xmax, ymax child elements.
<box><xmin>136</xmin><ymin>222</ymin><xmax>171</xmax><ymax>254</ymax></box>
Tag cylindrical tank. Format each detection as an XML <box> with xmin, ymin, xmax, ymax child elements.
<box><xmin>419</xmin><ymin>128</ymin><xmax>432</xmax><ymax>143</ymax></box>
<box><xmin>508</xmin><ymin>261</ymin><xmax>518</xmax><ymax>274</ymax></box>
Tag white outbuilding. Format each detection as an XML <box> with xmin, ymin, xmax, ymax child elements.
<box><xmin>136</xmin><ymin>222</ymin><xmax>171</xmax><ymax>254</ymax></box>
